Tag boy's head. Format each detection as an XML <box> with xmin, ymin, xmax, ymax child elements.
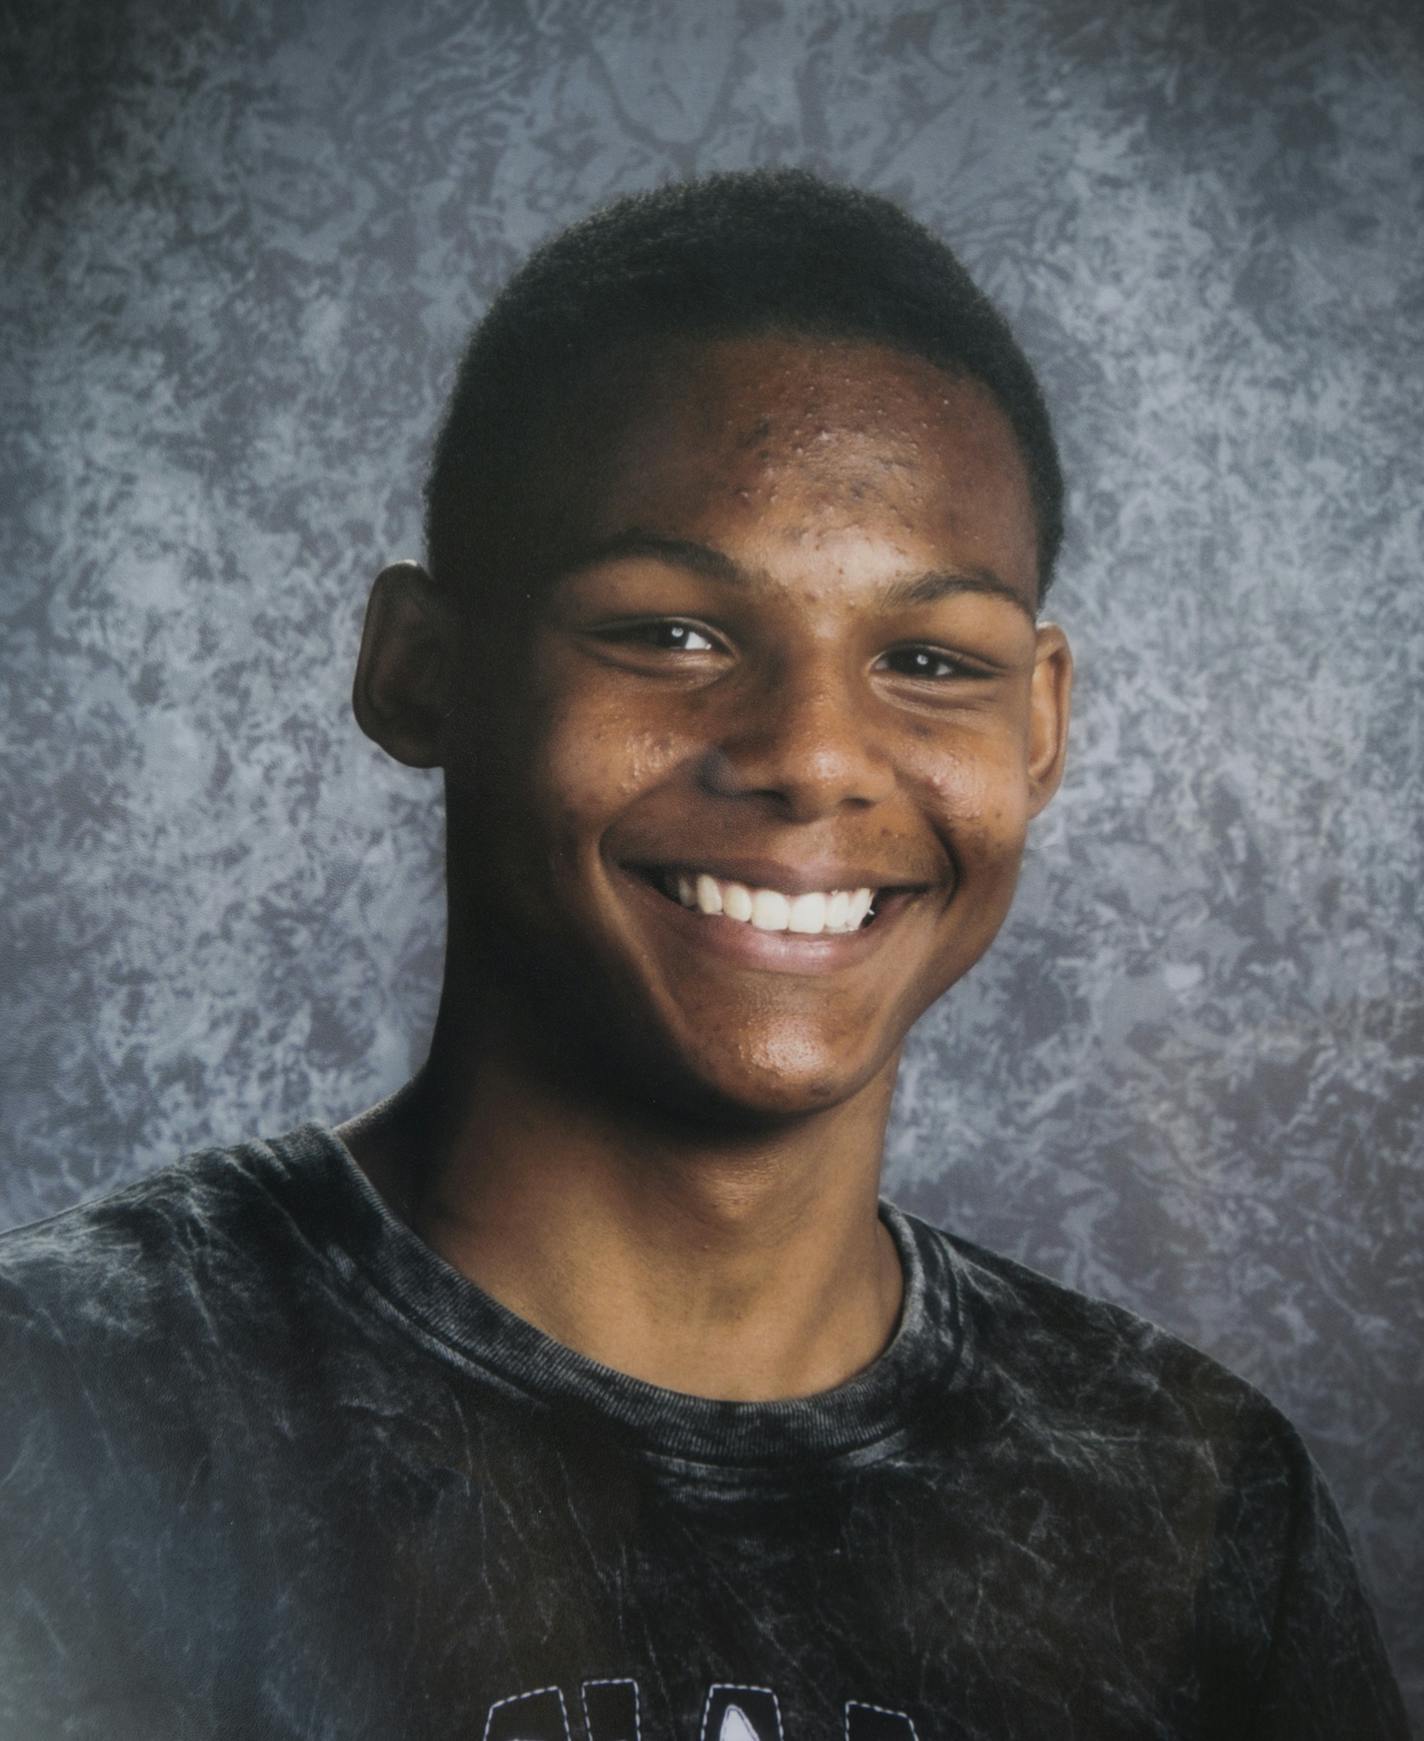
<box><xmin>356</xmin><ymin>171</ymin><xmax>1071</xmax><ymax>1128</ymax></box>
<box><xmin>424</xmin><ymin>168</ymin><xmax>1064</xmax><ymax>610</ymax></box>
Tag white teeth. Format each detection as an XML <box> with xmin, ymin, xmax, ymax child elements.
<box><xmin>750</xmin><ymin>889</ymin><xmax>791</xmax><ymax>931</ymax></box>
<box><xmin>722</xmin><ymin>881</ymin><xmax>753</xmax><ymax>921</ymax></box>
<box><xmin>665</xmin><ymin>872</ymin><xmax>878</xmax><ymax>936</ymax></box>
<box><xmin>787</xmin><ymin>892</ymin><xmax>827</xmax><ymax>934</ymax></box>
<box><xmin>846</xmin><ymin>888</ymin><xmax>874</xmax><ymax>929</ymax></box>
<box><xmin>695</xmin><ymin>873</ymin><xmax>724</xmax><ymax>916</ymax></box>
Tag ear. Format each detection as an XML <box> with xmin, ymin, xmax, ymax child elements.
<box><xmin>1026</xmin><ymin>622</ymin><xmax>1072</xmax><ymax>817</ymax></box>
<box><xmin>352</xmin><ymin>561</ymin><xmax>458</xmax><ymax>769</ymax></box>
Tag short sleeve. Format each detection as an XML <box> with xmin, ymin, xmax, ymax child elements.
<box><xmin>0</xmin><ymin>1281</ymin><xmax>173</xmax><ymax>1735</ymax></box>
<box><xmin>1235</xmin><ymin>1414</ymin><xmax>1409</xmax><ymax>1740</ymax></box>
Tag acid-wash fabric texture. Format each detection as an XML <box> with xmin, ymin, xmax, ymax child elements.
<box><xmin>0</xmin><ymin>1125</ymin><xmax>1406</xmax><ymax>1741</ymax></box>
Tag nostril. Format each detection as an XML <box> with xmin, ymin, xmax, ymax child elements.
<box><xmin>697</xmin><ymin>730</ymin><xmax>894</xmax><ymax>819</ymax></box>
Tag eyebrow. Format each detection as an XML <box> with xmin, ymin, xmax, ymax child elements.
<box><xmin>562</xmin><ymin>529</ymin><xmax>747</xmax><ymax>587</ymax></box>
<box><xmin>880</xmin><ymin>567</ymin><xmax>1033</xmax><ymax>616</ymax></box>
<box><xmin>561</xmin><ymin>528</ymin><xmax>1035</xmax><ymax>617</ymax></box>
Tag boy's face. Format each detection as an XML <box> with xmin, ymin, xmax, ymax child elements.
<box><xmin>413</xmin><ymin>332</ymin><xmax>1070</xmax><ymax>1123</ymax></box>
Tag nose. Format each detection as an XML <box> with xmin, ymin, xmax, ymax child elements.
<box><xmin>699</xmin><ymin>657</ymin><xmax>895</xmax><ymax>821</ymax></box>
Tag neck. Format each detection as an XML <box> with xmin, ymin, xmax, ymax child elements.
<box><xmin>339</xmin><ymin>1017</ymin><xmax>904</xmax><ymax>1402</ymax></box>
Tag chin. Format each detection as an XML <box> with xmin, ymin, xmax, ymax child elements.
<box><xmin>616</xmin><ymin>1026</ymin><xmax>892</xmax><ymax>1132</ymax></box>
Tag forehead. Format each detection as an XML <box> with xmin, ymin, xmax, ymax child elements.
<box><xmin>517</xmin><ymin>331</ymin><xmax>1040</xmax><ymax>608</ymax></box>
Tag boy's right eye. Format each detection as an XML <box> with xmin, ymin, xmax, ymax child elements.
<box><xmin>594</xmin><ymin>619</ymin><xmax>723</xmax><ymax>653</ymax></box>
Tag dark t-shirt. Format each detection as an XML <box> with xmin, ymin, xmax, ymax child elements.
<box><xmin>0</xmin><ymin>1124</ymin><xmax>1407</xmax><ymax>1740</ymax></box>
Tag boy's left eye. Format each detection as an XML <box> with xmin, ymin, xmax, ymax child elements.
<box><xmin>875</xmin><ymin>646</ymin><xmax>976</xmax><ymax>680</ymax></box>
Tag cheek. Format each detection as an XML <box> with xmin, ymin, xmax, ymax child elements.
<box><xmin>532</xmin><ymin>696</ymin><xmax>693</xmax><ymax>839</ymax></box>
<box><xmin>911</xmin><ymin>732</ymin><xmax>1033</xmax><ymax>861</ymax></box>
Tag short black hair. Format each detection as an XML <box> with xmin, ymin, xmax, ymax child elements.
<box><xmin>425</xmin><ymin>168</ymin><xmax>1064</xmax><ymax>603</ymax></box>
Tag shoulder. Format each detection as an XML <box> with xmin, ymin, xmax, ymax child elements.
<box><xmin>0</xmin><ymin>1128</ymin><xmax>359</xmax><ymax>1574</ymax></box>
<box><xmin>0</xmin><ymin>1135</ymin><xmax>332</xmax><ymax>1727</ymax></box>
<box><xmin>894</xmin><ymin>1212</ymin><xmax>1408</xmax><ymax>1733</ymax></box>
<box><xmin>0</xmin><ymin>1135</ymin><xmax>302</xmax><ymax>1343</ymax></box>
<box><xmin>0</xmin><ymin>1130</ymin><xmax>355</xmax><ymax>1441</ymax></box>
<box><xmin>896</xmin><ymin>1206</ymin><xmax>1316</xmax><ymax>1513</ymax></box>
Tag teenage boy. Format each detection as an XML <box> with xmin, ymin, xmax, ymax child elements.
<box><xmin>0</xmin><ymin>170</ymin><xmax>1406</xmax><ymax>1740</ymax></box>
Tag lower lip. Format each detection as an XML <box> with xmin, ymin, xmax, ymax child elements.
<box><xmin>616</xmin><ymin>871</ymin><xmax>921</xmax><ymax>975</ymax></box>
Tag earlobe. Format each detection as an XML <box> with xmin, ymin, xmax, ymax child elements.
<box><xmin>352</xmin><ymin>561</ymin><xmax>457</xmax><ymax>769</ymax></box>
<box><xmin>1026</xmin><ymin>623</ymin><xmax>1073</xmax><ymax>817</ymax></box>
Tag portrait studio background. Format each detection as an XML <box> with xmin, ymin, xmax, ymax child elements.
<box><xmin>3</xmin><ymin>0</ymin><xmax>1421</xmax><ymax>1718</ymax></box>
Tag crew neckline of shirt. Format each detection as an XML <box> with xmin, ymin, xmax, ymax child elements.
<box><xmin>256</xmin><ymin>1121</ymin><xmax>966</xmax><ymax>1472</ymax></box>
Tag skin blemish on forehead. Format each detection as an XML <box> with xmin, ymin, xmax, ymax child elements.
<box><xmin>522</xmin><ymin>329</ymin><xmax>1041</xmax><ymax>619</ymax></box>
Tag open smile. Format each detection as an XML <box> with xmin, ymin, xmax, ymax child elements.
<box><xmin>618</xmin><ymin>860</ymin><xmax>933</xmax><ymax>971</ymax></box>
<box><xmin>663</xmin><ymin>869</ymin><xmax>874</xmax><ymax>934</ymax></box>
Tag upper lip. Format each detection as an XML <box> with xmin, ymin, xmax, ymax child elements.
<box><xmin>622</xmin><ymin>855</ymin><xmax>936</xmax><ymax>896</ymax></box>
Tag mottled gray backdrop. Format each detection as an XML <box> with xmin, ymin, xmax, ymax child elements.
<box><xmin>3</xmin><ymin>0</ymin><xmax>1421</xmax><ymax>1719</ymax></box>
